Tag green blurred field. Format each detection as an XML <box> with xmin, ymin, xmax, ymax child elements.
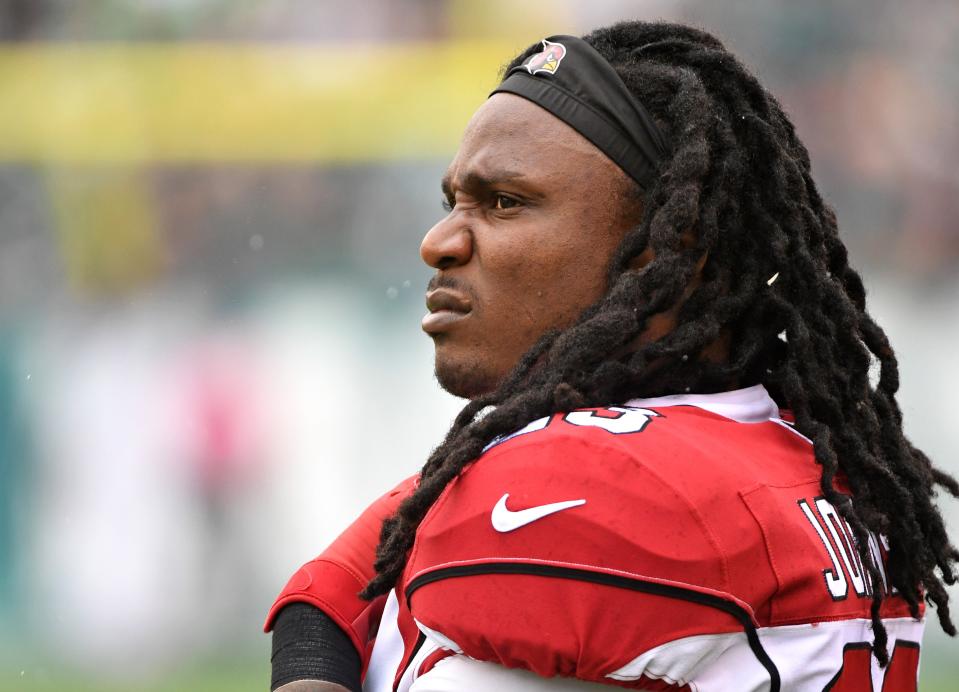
<box><xmin>1</xmin><ymin>658</ymin><xmax>267</xmax><ymax>692</ymax></box>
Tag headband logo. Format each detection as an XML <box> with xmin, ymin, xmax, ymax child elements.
<box><xmin>523</xmin><ymin>39</ymin><xmax>567</xmax><ymax>76</ymax></box>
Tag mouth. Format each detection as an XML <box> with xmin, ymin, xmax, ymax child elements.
<box><xmin>422</xmin><ymin>288</ymin><xmax>472</xmax><ymax>335</ymax></box>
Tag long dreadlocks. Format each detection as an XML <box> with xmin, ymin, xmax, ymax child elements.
<box><xmin>360</xmin><ymin>20</ymin><xmax>959</xmax><ymax>663</ymax></box>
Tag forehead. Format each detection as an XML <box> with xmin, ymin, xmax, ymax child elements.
<box><xmin>444</xmin><ymin>93</ymin><xmax>626</xmax><ymax>191</ymax></box>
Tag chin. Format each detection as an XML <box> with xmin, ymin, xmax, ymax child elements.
<box><xmin>434</xmin><ymin>358</ymin><xmax>500</xmax><ymax>400</ymax></box>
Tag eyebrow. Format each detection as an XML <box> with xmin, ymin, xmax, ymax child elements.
<box><xmin>441</xmin><ymin>168</ymin><xmax>529</xmax><ymax>198</ymax></box>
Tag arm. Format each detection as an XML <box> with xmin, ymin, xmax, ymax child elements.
<box><xmin>271</xmin><ymin>603</ymin><xmax>362</xmax><ymax>692</ymax></box>
<box><xmin>266</xmin><ymin>476</ymin><xmax>417</xmax><ymax>689</ymax></box>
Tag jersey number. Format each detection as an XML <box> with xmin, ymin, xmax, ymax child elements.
<box><xmin>485</xmin><ymin>406</ymin><xmax>660</xmax><ymax>451</ymax></box>
<box><xmin>823</xmin><ymin>641</ymin><xmax>919</xmax><ymax>691</ymax></box>
<box><xmin>563</xmin><ymin>406</ymin><xmax>660</xmax><ymax>434</ymax></box>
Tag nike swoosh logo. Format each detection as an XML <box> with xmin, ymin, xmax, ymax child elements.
<box><xmin>491</xmin><ymin>493</ymin><xmax>586</xmax><ymax>533</ymax></box>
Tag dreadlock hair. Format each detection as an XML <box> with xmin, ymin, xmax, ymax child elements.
<box><xmin>361</xmin><ymin>20</ymin><xmax>959</xmax><ymax>663</ymax></box>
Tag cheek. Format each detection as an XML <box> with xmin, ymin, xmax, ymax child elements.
<box><xmin>476</xmin><ymin>196</ymin><xmax>627</xmax><ymax>329</ymax></box>
<box><xmin>541</xmin><ymin>211</ymin><xmax>623</xmax><ymax>292</ymax></box>
<box><xmin>491</xmin><ymin>235</ymin><xmax>614</xmax><ymax>330</ymax></box>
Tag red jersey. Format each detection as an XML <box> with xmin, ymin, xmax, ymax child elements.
<box><xmin>266</xmin><ymin>386</ymin><xmax>924</xmax><ymax>691</ymax></box>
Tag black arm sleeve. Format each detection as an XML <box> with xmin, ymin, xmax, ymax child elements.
<box><xmin>270</xmin><ymin>602</ymin><xmax>363</xmax><ymax>692</ymax></box>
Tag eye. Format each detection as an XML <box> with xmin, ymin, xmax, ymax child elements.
<box><xmin>441</xmin><ymin>197</ymin><xmax>454</xmax><ymax>212</ymax></box>
<box><xmin>494</xmin><ymin>194</ymin><xmax>520</xmax><ymax>210</ymax></box>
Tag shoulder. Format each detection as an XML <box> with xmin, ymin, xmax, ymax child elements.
<box><xmin>410</xmin><ymin>403</ymin><xmax>781</xmax><ymax>594</ymax></box>
<box><xmin>406</xmin><ymin>400</ymin><xmax>826</xmax><ymax>611</ymax></box>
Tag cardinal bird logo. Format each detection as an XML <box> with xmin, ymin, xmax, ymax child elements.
<box><xmin>523</xmin><ymin>39</ymin><xmax>567</xmax><ymax>76</ymax></box>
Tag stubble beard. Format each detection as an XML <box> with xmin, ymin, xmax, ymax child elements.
<box><xmin>434</xmin><ymin>353</ymin><xmax>501</xmax><ymax>400</ymax></box>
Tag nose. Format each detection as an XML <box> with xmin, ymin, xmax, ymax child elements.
<box><xmin>420</xmin><ymin>212</ymin><xmax>473</xmax><ymax>270</ymax></box>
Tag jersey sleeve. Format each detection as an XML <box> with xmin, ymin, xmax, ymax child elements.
<box><xmin>401</xmin><ymin>416</ymin><xmax>773</xmax><ymax>687</ymax></box>
<box><xmin>265</xmin><ymin>475</ymin><xmax>417</xmax><ymax>668</ymax></box>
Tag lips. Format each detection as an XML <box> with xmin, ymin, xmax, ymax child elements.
<box><xmin>423</xmin><ymin>288</ymin><xmax>472</xmax><ymax>334</ymax></box>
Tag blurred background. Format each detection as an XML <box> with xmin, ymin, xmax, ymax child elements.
<box><xmin>0</xmin><ymin>0</ymin><xmax>956</xmax><ymax>689</ymax></box>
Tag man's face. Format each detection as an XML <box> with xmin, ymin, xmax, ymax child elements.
<box><xmin>421</xmin><ymin>93</ymin><xmax>642</xmax><ymax>399</ymax></box>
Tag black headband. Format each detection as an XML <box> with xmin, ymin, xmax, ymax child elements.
<box><xmin>490</xmin><ymin>35</ymin><xmax>667</xmax><ymax>190</ymax></box>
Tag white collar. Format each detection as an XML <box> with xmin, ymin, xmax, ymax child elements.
<box><xmin>624</xmin><ymin>384</ymin><xmax>781</xmax><ymax>424</ymax></box>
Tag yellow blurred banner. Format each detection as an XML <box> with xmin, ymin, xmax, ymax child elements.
<box><xmin>0</xmin><ymin>41</ymin><xmax>521</xmax><ymax>163</ymax></box>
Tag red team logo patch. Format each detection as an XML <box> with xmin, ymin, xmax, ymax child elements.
<box><xmin>523</xmin><ymin>39</ymin><xmax>567</xmax><ymax>75</ymax></box>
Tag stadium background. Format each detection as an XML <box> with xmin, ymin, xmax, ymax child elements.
<box><xmin>0</xmin><ymin>0</ymin><xmax>956</xmax><ymax>689</ymax></box>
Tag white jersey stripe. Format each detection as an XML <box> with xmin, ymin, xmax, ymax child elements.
<box><xmin>363</xmin><ymin>591</ymin><xmax>404</xmax><ymax>692</ymax></box>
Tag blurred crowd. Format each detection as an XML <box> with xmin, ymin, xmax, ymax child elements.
<box><xmin>0</xmin><ymin>0</ymin><xmax>956</xmax><ymax>688</ymax></box>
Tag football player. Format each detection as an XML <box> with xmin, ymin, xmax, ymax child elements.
<box><xmin>267</xmin><ymin>20</ymin><xmax>958</xmax><ymax>692</ymax></box>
